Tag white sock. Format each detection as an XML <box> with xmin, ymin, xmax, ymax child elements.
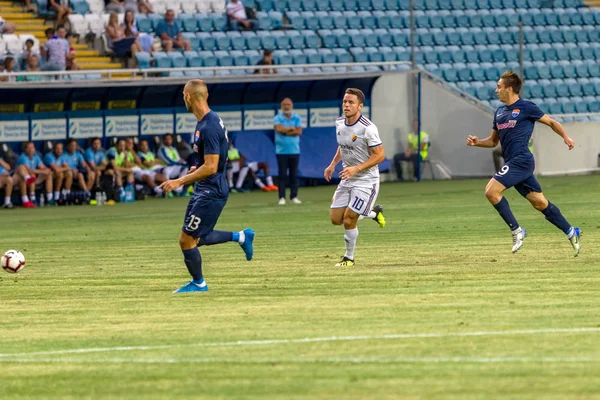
<box><xmin>66</xmin><ymin>189</ymin><xmax>71</xmax><ymax>195</ymax></box>
<box><xmin>236</xmin><ymin>166</ymin><xmax>249</xmax><ymax>188</ymax></box>
<box><xmin>567</xmin><ymin>227</ymin><xmax>575</xmax><ymax>239</ymax></box>
<box><xmin>358</xmin><ymin>211</ymin><xmax>377</xmax><ymax>220</ymax></box>
<box><xmin>266</xmin><ymin>176</ymin><xmax>274</xmax><ymax>186</ymax></box>
<box><xmin>175</xmin><ymin>186</ymin><xmax>183</xmax><ymax>194</ymax></box>
<box><xmin>154</xmin><ymin>186</ymin><xmax>163</xmax><ymax>194</ymax></box>
<box><xmin>47</xmin><ymin>192</ymin><xmax>53</xmax><ymax>201</ymax></box>
<box><xmin>227</xmin><ymin>169</ymin><xmax>234</xmax><ymax>187</ymax></box>
<box><xmin>4</xmin><ymin>196</ymin><xmax>10</xmax><ymax>205</ymax></box>
<box><xmin>30</xmin><ymin>193</ymin><xmax>36</xmax><ymax>202</ymax></box>
<box><xmin>238</xmin><ymin>230</ymin><xmax>246</xmax><ymax>244</ymax></box>
<box><xmin>22</xmin><ymin>195</ymin><xmax>29</xmax><ymax>203</ymax></box>
<box><xmin>54</xmin><ymin>191</ymin><xmax>60</xmax><ymax>199</ymax></box>
<box><xmin>344</xmin><ymin>228</ymin><xmax>359</xmax><ymax>260</ymax></box>
<box><xmin>254</xmin><ymin>177</ymin><xmax>265</xmax><ymax>189</ymax></box>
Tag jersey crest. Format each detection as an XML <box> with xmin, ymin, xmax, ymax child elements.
<box><xmin>511</xmin><ymin>109</ymin><xmax>520</xmax><ymax>118</ymax></box>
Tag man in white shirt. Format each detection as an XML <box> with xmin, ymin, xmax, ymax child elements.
<box><xmin>226</xmin><ymin>0</ymin><xmax>257</xmax><ymax>31</ymax></box>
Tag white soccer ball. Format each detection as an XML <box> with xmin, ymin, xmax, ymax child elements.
<box><xmin>2</xmin><ymin>250</ymin><xmax>25</xmax><ymax>273</ymax></box>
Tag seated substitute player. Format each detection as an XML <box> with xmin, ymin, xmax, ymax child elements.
<box><xmin>0</xmin><ymin>156</ymin><xmax>14</xmax><ymax>208</ymax></box>
<box><xmin>63</xmin><ymin>139</ymin><xmax>95</xmax><ymax>199</ymax></box>
<box><xmin>466</xmin><ymin>70</ymin><xmax>581</xmax><ymax>255</ymax></box>
<box><xmin>158</xmin><ymin>133</ymin><xmax>189</xmax><ymax>195</ymax></box>
<box><xmin>43</xmin><ymin>142</ymin><xmax>71</xmax><ymax>203</ymax></box>
<box><xmin>16</xmin><ymin>142</ymin><xmax>54</xmax><ymax>207</ymax></box>
<box><xmin>227</xmin><ymin>139</ymin><xmax>278</xmax><ymax>192</ymax></box>
<box><xmin>324</xmin><ymin>88</ymin><xmax>386</xmax><ymax>267</ymax></box>
<box><xmin>85</xmin><ymin>137</ymin><xmax>108</xmax><ymax>187</ymax></box>
<box><xmin>159</xmin><ymin>79</ymin><xmax>255</xmax><ymax>293</ymax></box>
<box><xmin>108</xmin><ymin>138</ymin><xmax>135</xmax><ymax>198</ymax></box>
<box><xmin>124</xmin><ymin>137</ymin><xmax>165</xmax><ymax>197</ymax></box>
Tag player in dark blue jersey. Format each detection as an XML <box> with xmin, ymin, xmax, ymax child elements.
<box><xmin>159</xmin><ymin>80</ymin><xmax>255</xmax><ymax>293</ymax></box>
<box><xmin>467</xmin><ymin>71</ymin><xmax>581</xmax><ymax>256</ymax></box>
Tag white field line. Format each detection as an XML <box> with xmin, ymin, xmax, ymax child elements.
<box><xmin>1</xmin><ymin>357</ymin><xmax>600</xmax><ymax>364</ymax></box>
<box><xmin>0</xmin><ymin>327</ymin><xmax>599</xmax><ymax>359</ymax></box>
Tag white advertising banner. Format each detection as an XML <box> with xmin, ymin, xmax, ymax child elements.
<box><xmin>0</xmin><ymin>120</ymin><xmax>29</xmax><ymax>142</ymax></box>
<box><xmin>219</xmin><ymin>111</ymin><xmax>242</xmax><ymax>132</ymax></box>
<box><xmin>309</xmin><ymin>107</ymin><xmax>340</xmax><ymax>127</ymax></box>
<box><xmin>105</xmin><ymin>115</ymin><xmax>139</xmax><ymax>137</ymax></box>
<box><xmin>244</xmin><ymin>109</ymin><xmax>275</xmax><ymax>130</ymax></box>
<box><xmin>141</xmin><ymin>114</ymin><xmax>173</xmax><ymax>135</ymax></box>
<box><xmin>175</xmin><ymin>113</ymin><xmax>196</xmax><ymax>134</ymax></box>
<box><xmin>295</xmin><ymin>109</ymin><xmax>308</xmax><ymax>127</ymax></box>
<box><xmin>69</xmin><ymin>117</ymin><xmax>103</xmax><ymax>139</ymax></box>
<box><xmin>31</xmin><ymin>118</ymin><xmax>67</xmax><ymax>140</ymax></box>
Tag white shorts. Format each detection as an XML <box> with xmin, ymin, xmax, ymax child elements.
<box><xmin>163</xmin><ymin>165</ymin><xmax>184</xmax><ymax>179</ymax></box>
<box><xmin>230</xmin><ymin>161</ymin><xmax>257</xmax><ymax>173</ymax></box>
<box><xmin>133</xmin><ymin>165</ymin><xmax>162</xmax><ymax>181</ymax></box>
<box><xmin>330</xmin><ymin>180</ymin><xmax>379</xmax><ymax>216</ymax></box>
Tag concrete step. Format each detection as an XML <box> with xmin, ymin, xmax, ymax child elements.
<box><xmin>77</xmin><ymin>57</ymin><xmax>112</xmax><ymax>63</ymax></box>
<box><xmin>75</xmin><ymin>50</ymin><xmax>100</xmax><ymax>57</ymax></box>
<box><xmin>80</xmin><ymin>62</ymin><xmax>122</xmax><ymax>70</ymax></box>
<box><xmin>11</xmin><ymin>22</ymin><xmax>47</xmax><ymax>30</ymax></box>
<box><xmin>1</xmin><ymin>12</ymin><xmax>36</xmax><ymax>19</ymax></box>
<box><xmin>0</xmin><ymin>6</ymin><xmax>23</xmax><ymax>12</ymax></box>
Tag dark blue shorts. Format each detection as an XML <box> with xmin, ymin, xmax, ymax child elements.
<box><xmin>493</xmin><ymin>156</ymin><xmax>542</xmax><ymax>197</ymax></box>
<box><xmin>181</xmin><ymin>191</ymin><xmax>227</xmax><ymax>239</ymax></box>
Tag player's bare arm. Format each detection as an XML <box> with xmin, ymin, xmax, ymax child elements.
<box><xmin>339</xmin><ymin>144</ymin><xmax>385</xmax><ymax>181</ymax></box>
<box><xmin>324</xmin><ymin>146</ymin><xmax>342</xmax><ymax>181</ymax></box>
<box><xmin>0</xmin><ymin>158</ymin><xmax>10</xmax><ymax>170</ymax></box>
<box><xmin>467</xmin><ymin>130</ymin><xmax>499</xmax><ymax>148</ymax></box>
<box><xmin>537</xmin><ymin>114</ymin><xmax>575</xmax><ymax>150</ymax></box>
<box><xmin>160</xmin><ymin>154</ymin><xmax>219</xmax><ymax>194</ymax></box>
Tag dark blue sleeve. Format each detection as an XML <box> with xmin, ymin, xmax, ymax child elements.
<box><xmin>202</xmin><ymin>124</ymin><xmax>222</xmax><ymax>156</ymax></box>
<box><xmin>492</xmin><ymin>109</ymin><xmax>498</xmax><ymax>130</ymax></box>
<box><xmin>527</xmin><ymin>102</ymin><xmax>545</xmax><ymax>121</ymax></box>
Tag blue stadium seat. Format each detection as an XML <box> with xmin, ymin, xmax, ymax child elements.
<box><xmin>180</xmin><ymin>14</ymin><xmax>197</xmax><ymax>32</ymax></box>
<box><xmin>274</xmin><ymin>50</ymin><xmax>292</xmax><ymax>66</ymax></box>
<box><xmin>182</xmin><ymin>33</ymin><xmax>200</xmax><ymax>51</ymax></box>
<box><xmin>555</xmin><ymin>80</ymin><xmax>570</xmax><ymax>97</ymax></box>
<box><xmin>304</xmin><ymin>48</ymin><xmax>322</xmax><ymax>63</ymax></box>
<box><xmin>388</xmin><ymin>11</ymin><xmax>407</xmax><ymax>29</ymax></box>
<box><xmin>415</xmin><ymin>12</ymin><xmax>429</xmax><ymax>29</ymax></box>
<box><xmin>393</xmin><ymin>46</ymin><xmax>410</xmax><ymax>62</ymax></box>
<box><xmin>438</xmin><ymin>48</ymin><xmax>452</xmax><ymax>63</ymax></box>
<box><xmin>211</xmin><ymin>14</ymin><xmax>227</xmax><ymax>32</ymax></box>
<box><xmin>384</xmin><ymin>0</ymin><xmax>399</xmax><ymax>10</ymax></box>
<box><xmin>545</xmin><ymin>11</ymin><xmax>559</xmax><ymax>26</ymax></box>
<box><xmin>581</xmin><ymin>45</ymin><xmax>595</xmax><ymax>60</ymax></box>
<box><xmin>302</xmin><ymin>12</ymin><xmax>319</xmax><ymax>30</ymax></box>
<box><xmin>477</xmin><ymin>47</ymin><xmax>493</xmax><ymax>63</ymax></box>
<box><xmin>430</xmin><ymin>13</ymin><xmax>444</xmax><ymax>29</ymax></box>
<box><xmin>302</xmin><ymin>30</ymin><xmax>320</xmax><ymax>48</ymax></box>
<box><xmin>227</xmin><ymin>32</ymin><xmax>245</xmax><ymax>51</ymax></box>
<box><xmin>373</xmin><ymin>10</ymin><xmax>390</xmax><ymax>28</ymax></box>
<box><xmin>318</xmin><ymin>29</ymin><xmax>336</xmax><ymax>48</ymax></box>
<box><xmin>451</xmin><ymin>0</ymin><xmax>465</xmax><ymax>9</ymax></box>
<box><xmin>550</xmin><ymin>63</ymin><xmax>564</xmax><ymax>79</ymax></box>
<box><xmin>289</xmin><ymin>49</ymin><xmax>308</xmax><ymax>64</ymax></box>
<box><xmin>269</xmin><ymin>11</ymin><xmax>283</xmax><ymax>29</ymax></box>
<box><xmin>345</xmin><ymin>11</ymin><xmax>362</xmax><ymax>29</ymax></box>
<box><xmin>198</xmin><ymin>51</ymin><xmax>217</xmax><ymax>68</ymax></box>
<box><xmin>568</xmin><ymin>47</ymin><xmax>582</xmax><ymax>61</ymax></box>
<box><xmin>230</xmin><ymin>50</ymin><xmax>250</xmax><ymax>66</ymax></box>
<box><xmin>240</xmin><ymin>32</ymin><xmax>259</xmax><ymax>51</ymax></box>
<box><xmin>563</xmin><ymin>29</ymin><xmax>576</xmax><ymax>44</ymax></box>
<box><xmin>451</xmin><ymin>48</ymin><xmax>466</xmax><ymax>63</ymax></box>
<box><xmin>371</xmin><ymin>0</ymin><xmax>385</xmax><ymax>11</ymax></box>
<box><xmin>169</xmin><ymin>71</ymin><xmax>185</xmax><ymax>78</ymax></box>
<box><xmin>137</xmin><ymin>15</ymin><xmax>153</xmax><ymax>33</ymax></box>
<box><xmin>390</xmin><ymin>29</ymin><xmax>409</xmax><ymax>46</ymax></box>
<box><xmin>447</xmin><ymin>29</ymin><xmax>460</xmax><ymax>45</ymax></box>
<box><xmin>135</xmin><ymin>52</ymin><xmax>151</xmax><ymax>69</ymax></box>
<box><xmin>195</xmin><ymin>14</ymin><xmax>213</xmax><ymax>33</ymax></box>
<box><xmin>541</xmin><ymin>80</ymin><xmax>556</xmax><ymax>98</ymax></box>
<box><xmin>561</xmin><ymin>99</ymin><xmax>576</xmax><ymax>114</ymax></box>
<box><xmin>358</xmin><ymin>11</ymin><xmax>375</xmax><ymax>27</ymax></box>
<box><xmin>211</xmin><ymin>32</ymin><xmax>229</xmax><ymax>51</ymax></box>
<box><xmin>271</xmin><ymin>0</ymin><xmax>287</xmax><ymax>12</ymax></box>
<box><xmin>302</xmin><ymin>0</ymin><xmax>317</xmax><ymax>11</ymax></box>
<box><xmin>568</xmin><ymin>81</ymin><xmax>583</xmax><ymax>97</ymax></box>
<box><xmin>441</xmin><ymin>64</ymin><xmax>458</xmax><ymax>82</ymax></box>
<box><xmin>153</xmin><ymin>52</ymin><xmax>171</xmax><ymax>68</ymax></box>
<box><xmin>316</xmin><ymin>11</ymin><xmax>334</xmax><ymax>29</ymax></box>
<box><xmin>346</xmin><ymin>0</ymin><xmax>360</xmax><ymax>11</ymax></box>
<box><xmin>255</xmin><ymin>11</ymin><xmax>271</xmax><ymax>30</ymax></box>
<box><xmin>442</xmin><ymin>13</ymin><xmax>456</xmax><ymax>28</ymax></box>
<box><xmin>528</xmin><ymin>82</ymin><xmax>544</xmax><ymax>98</ymax></box>
<box><xmin>589</xmin><ymin>63</ymin><xmax>600</xmax><ymax>78</ymax></box>
<box><xmin>318</xmin><ymin>48</ymin><xmax>337</xmax><ymax>63</ymax></box>
<box><xmin>492</xmin><ymin>48</ymin><xmax>505</xmax><ymax>63</ymax></box>
<box><xmin>524</xmin><ymin>63</ymin><xmax>539</xmax><ymax>80</ymax></box>
<box><xmin>147</xmin><ymin>13</ymin><xmax>162</xmax><ymax>31</ymax></box>
<box><xmin>331</xmin><ymin>29</ymin><xmax>350</xmax><ymax>49</ymax></box>
<box><xmin>582</xmin><ymin>10</ymin><xmax>596</xmax><ymax>25</ymax></box>
<box><xmin>544</xmin><ymin>47</ymin><xmax>558</xmax><ymax>62</ymax></box>
<box><xmin>418</xmin><ymin>29</ymin><xmax>434</xmax><ymax>46</ymax></box>
<box><xmin>464</xmin><ymin>46</ymin><xmax>478</xmax><ymax>63</ymax></box>
<box><xmin>456</xmin><ymin>63</ymin><xmax>471</xmax><ymax>81</ymax></box>
<box><xmin>350</xmin><ymin>47</ymin><xmax>368</xmax><ymax>62</ymax></box>
<box><xmin>432</xmin><ymin>29</ymin><xmax>448</xmax><ymax>46</ymax></box>
<box><xmin>333</xmin><ymin>48</ymin><xmax>352</xmax><ymax>63</ymax></box>
<box><xmin>363</xmin><ymin>29</ymin><xmax>379</xmax><ymax>47</ymax></box>
<box><xmin>286</xmin><ymin>11</ymin><xmax>305</xmax><ymax>29</ymax></box>
<box><xmin>375</xmin><ymin>28</ymin><xmax>393</xmax><ymax>46</ymax></box>
<box><xmin>424</xmin><ymin>47</ymin><xmax>438</xmax><ymax>64</ymax></box>
<box><xmin>530</xmin><ymin>47</ymin><xmax>544</xmax><ymax>62</ymax></box>
<box><xmin>589</xmin><ymin>98</ymin><xmax>600</xmax><ymax>113</ymax></box>
<box><xmin>214</xmin><ymin>50</ymin><xmax>233</xmax><ymax>67</ymax></box>
<box><xmin>287</xmin><ymin>0</ymin><xmax>303</xmax><ymax>11</ymax></box>
<box><xmin>574</xmin><ymin>100</ymin><xmax>589</xmax><ymax>113</ymax></box>
<box><xmin>459</xmin><ymin>30</ymin><xmax>474</xmax><ymax>46</ymax></box>
<box><xmin>184</xmin><ymin>51</ymin><xmax>202</xmax><ymax>68</ymax></box>
<box><xmin>575</xmin><ymin>29</ymin><xmax>589</xmax><ymax>44</ymax></box>
<box><xmin>256</xmin><ymin>0</ymin><xmax>273</xmax><ymax>11</ymax></box>
<box><xmin>169</xmin><ymin>52</ymin><xmax>186</xmax><ymax>68</ymax></box>
<box><xmin>470</xmin><ymin>64</ymin><xmax>485</xmax><ymax>80</ymax></box>
<box><xmin>258</xmin><ymin>32</ymin><xmax>276</xmax><ymax>50</ymax></box>
<box><xmin>315</xmin><ymin>0</ymin><xmax>329</xmax><ymax>11</ymax></box>
<box><xmin>365</xmin><ymin>47</ymin><xmax>383</xmax><ymax>62</ymax></box>
<box><xmin>197</xmin><ymin>33</ymin><xmax>215</xmax><ymax>51</ymax></box>
<box><xmin>581</xmin><ymin>79</ymin><xmax>595</xmax><ymax>96</ymax></box>
<box><xmin>536</xmin><ymin>29</ymin><xmax>551</xmax><ymax>44</ymax></box>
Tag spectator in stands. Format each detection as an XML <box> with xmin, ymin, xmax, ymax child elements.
<box><xmin>23</xmin><ymin>55</ymin><xmax>42</xmax><ymax>81</ymax></box>
<box><xmin>108</xmin><ymin>138</ymin><xmax>135</xmax><ymax>199</ymax></box>
<box><xmin>0</xmin><ymin>16</ymin><xmax>16</xmax><ymax>34</ymax></box>
<box><xmin>157</xmin><ymin>133</ymin><xmax>188</xmax><ymax>195</ymax></box>
<box><xmin>0</xmin><ymin>156</ymin><xmax>14</xmax><ymax>209</ymax></box>
<box><xmin>273</xmin><ymin>97</ymin><xmax>303</xmax><ymax>205</ymax></box>
<box><xmin>105</xmin><ymin>0</ymin><xmax>124</xmax><ymax>13</ymax></box>
<box><xmin>85</xmin><ymin>137</ymin><xmax>107</xmax><ymax>187</ymax></box>
<box><xmin>22</xmin><ymin>39</ymin><xmax>38</xmax><ymax>69</ymax></box>
<box><xmin>106</xmin><ymin>12</ymin><xmax>142</xmax><ymax>58</ymax></box>
<box><xmin>226</xmin><ymin>0</ymin><xmax>257</xmax><ymax>31</ymax></box>
<box><xmin>156</xmin><ymin>10</ymin><xmax>191</xmax><ymax>52</ymax></box>
<box><xmin>393</xmin><ymin>119</ymin><xmax>430</xmax><ymax>181</ymax></box>
<box><xmin>63</xmin><ymin>139</ymin><xmax>95</xmax><ymax>199</ymax></box>
<box><xmin>20</xmin><ymin>0</ymin><xmax>34</xmax><ymax>13</ymax></box>
<box><xmin>0</xmin><ymin>57</ymin><xmax>17</xmax><ymax>82</ymax></box>
<box><xmin>136</xmin><ymin>0</ymin><xmax>153</xmax><ymax>14</ymax></box>
<box><xmin>48</xmin><ymin>0</ymin><xmax>72</xmax><ymax>26</ymax></box>
<box><xmin>122</xmin><ymin>10</ymin><xmax>151</xmax><ymax>54</ymax></box>
<box><xmin>41</xmin><ymin>27</ymin><xmax>68</xmax><ymax>72</ymax></box>
<box><xmin>16</xmin><ymin>142</ymin><xmax>54</xmax><ymax>207</ymax></box>
<box><xmin>253</xmin><ymin>50</ymin><xmax>277</xmax><ymax>75</ymax></box>
<box><xmin>65</xmin><ymin>32</ymin><xmax>81</xmax><ymax>71</ymax></box>
<box><xmin>43</xmin><ymin>142</ymin><xmax>70</xmax><ymax>202</ymax></box>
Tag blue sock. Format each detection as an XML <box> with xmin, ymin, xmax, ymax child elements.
<box><xmin>493</xmin><ymin>197</ymin><xmax>520</xmax><ymax>231</ymax></box>
<box><xmin>200</xmin><ymin>230</ymin><xmax>234</xmax><ymax>246</ymax></box>
<box><xmin>182</xmin><ymin>247</ymin><xmax>203</xmax><ymax>281</ymax></box>
<box><xmin>541</xmin><ymin>202</ymin><xmax>572</xmax><ymax>235</ymax></box>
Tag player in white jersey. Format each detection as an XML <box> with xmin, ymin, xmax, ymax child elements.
<box><xmin>324</xmin><ymin>88</ymin><xmax>387</xmax><ymax>267</ymax></box>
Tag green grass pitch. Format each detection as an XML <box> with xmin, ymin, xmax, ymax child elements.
<box><xmin>1</xmin><ymin>175</ymin><xmax>599</xmax><ymax>399</ymax></box>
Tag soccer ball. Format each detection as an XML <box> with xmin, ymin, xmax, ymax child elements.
<box><xmin>2</xmin><ymin>250</ymin><xmax>25</xmax><ymax>273</ymax></box>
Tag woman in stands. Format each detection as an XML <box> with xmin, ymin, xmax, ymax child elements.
<box><xmin>48</xmin><ymin>0</ymin><xmax>72</xmax><ymax>26</ymax></box>
<box><xmin>122</xmin><ymin>10</ymin><xmax>152</xmax><ymax>53</ymax></box>
<box><xmin>0</xmin><ymin>57</ymin><xmax>17</xmax><ymax>83</ymax></box>
<box><xmin>105</xmin><ymin>12</ymin><xmax>142</xmax><ymax>59</ymax></box>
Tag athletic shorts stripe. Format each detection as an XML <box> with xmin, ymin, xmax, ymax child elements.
<box><xmin>362</xmin><ymin>183</ymin><xmax>377</xmax><ymax>216</ymax></box>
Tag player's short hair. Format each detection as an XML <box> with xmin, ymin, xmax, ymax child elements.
<box><xmin>500</xmin><ymin>70</ymin><xmax>522</xmax><ymax>94</ymax></box>
<box><xmin>344</xmin><ymin>88</ymin><xmax>365</xmax><ymax>105</ymax></box>
<box><xmin>163</xmin><ymin>133</ymin><xmax>173</xmax><ymax>140</ymax></box>
<box><xmin>264</xmin><ymin>49</ymin><xmax>273</xmax><ymax>57</ymax></box>
<box><xmin>66</xmin><ymin>138</ymin><xmax>77</xmax><ymax>146</ymax></box>
<box><xmin>91</xmin><ymin>137</ymin><xmax>101</xmax><ymax>143</ymax></box>
<box><xmin>45</xmin><ymin>28</ymin><xmax>55</xmax><ymax>36</ymax></box>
